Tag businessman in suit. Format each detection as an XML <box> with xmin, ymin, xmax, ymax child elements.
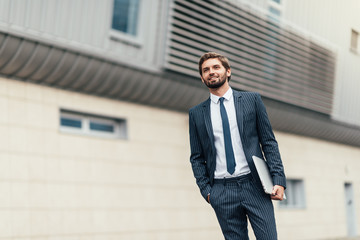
<box><xmin>189</xmin><ymin>52</ymin><xmax>286</xmax><ymax>240</ymax></box>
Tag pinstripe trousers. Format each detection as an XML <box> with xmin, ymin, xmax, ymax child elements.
<box><xmin>210</xmin><ymin>174</ymin><xmax>277</xmax><ymax>240</ymax></box>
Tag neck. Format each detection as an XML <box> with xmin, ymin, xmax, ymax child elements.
<box><xmin>209</xmin><ymin>82</ymin><xmax>230</xmax><ymax>97</ymax></box>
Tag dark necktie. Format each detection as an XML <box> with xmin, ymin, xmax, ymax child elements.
<box><xmin>219</xmin><ymin>97</ymin><xmax>236</xmax><ymax>174</ymax></box>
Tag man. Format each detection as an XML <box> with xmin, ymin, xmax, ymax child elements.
<box><xmin>189</xmin><ymin>52</ymin><xmax>286</xmax><ymax>240</ymax></box>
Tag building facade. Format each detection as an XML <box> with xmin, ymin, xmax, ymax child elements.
<box><xmin>0</xmin><ymin>0</ymin><xmax>359</xmax><ymax>239</ymax></box>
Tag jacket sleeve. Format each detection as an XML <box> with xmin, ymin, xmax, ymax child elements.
<box><xmin>255</xmin><ymin>94</ymin><xmax>287</xmax><ymax>188</ymax></box>
<box><xmin>189</xmin><ymin>110</ymin><xmax>212</xmax><ymax>201</ymax></box>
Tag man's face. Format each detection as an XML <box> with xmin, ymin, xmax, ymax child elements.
<box><xmin>201</xmin><ymin>58</ymin><xmax>231</xmax><ymax>89</ymax></box>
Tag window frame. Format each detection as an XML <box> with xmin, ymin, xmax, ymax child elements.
<box><xmin>60</xmin><ymin>112</ymin><xmax>85</xmax><ymax>134</ymax></box>
<box><xmin>109</xmin><ymin>0</ymin><xmax>144</xmax><ymax>46</ymax></box>
<box><xmin>268</xmin><ymin>0</ymin><xmax>285</xmax><ymax>20</ymax></box>
<box><xmin>279</xmin><ymin>179</ymin><xmax>306</xmax><ymax>209</ymax></box>
<box><xmin>350</xmin><ymin>29</ymin><xmax>359</xmax><ymax>53</ymax></box>
<box><xmin>59</xmin><ymin>109</ymin><xmax>127</xmax><ymax>140</ymax></box>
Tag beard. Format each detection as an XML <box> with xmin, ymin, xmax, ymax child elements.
<box><xmin>203</xmin><ymin>74</ymin><xmax>227</xmax><ymax>89</ymax></box>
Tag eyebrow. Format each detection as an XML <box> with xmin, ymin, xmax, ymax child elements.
<box><xmin>202</xmin><ymin>64</ymin><xmax>221</xmax><ymax>70</ymax></box>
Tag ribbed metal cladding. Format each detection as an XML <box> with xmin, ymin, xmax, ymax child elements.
<box><xmin>0</xmin><ymin>31</ymin><xmax>206</xmax><ymax>111</ymax></box>
<box><xmin>1</xmin><ymin>30</ymin><xmax>360</xmax><ymax>147</ymax></box>
<box><xmin>165</xmin><ymin>0</ymin><xmax>336</xmax><ymax>115</ymax></box>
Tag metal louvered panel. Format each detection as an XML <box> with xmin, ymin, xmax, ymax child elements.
<box><xmin>165</xmin><ymin>0</ymin><xmax>336</xmax><ymax>114</ymax></box>
<box><xmin>0</xmin><ymin>30</ymin><xmax>206</xmax><ymax>112</ymax></box>
<box><xmin>1</xmin><ymin>30</ymin><xmax>360</xmax><ymax>147</ymax></box>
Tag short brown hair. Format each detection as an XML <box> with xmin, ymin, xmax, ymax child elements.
<box><xmin>198</xmin><ymin>52</ymin><xmax>231</xmax><ymax>81</ymax></box>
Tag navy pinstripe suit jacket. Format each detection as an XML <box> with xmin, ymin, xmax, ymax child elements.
<box><xmin>189</xmin><ymin>90</ymin><xmax>286</xmax><ymax>200</ymax></box>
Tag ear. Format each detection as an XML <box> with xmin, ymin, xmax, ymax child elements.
<box><xmin>226</xmin><ymin>68</ymin><xmax>231</xmax><ymax>78</ymax></box>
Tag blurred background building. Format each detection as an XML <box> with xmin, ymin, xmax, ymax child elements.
<box><xmin>0</xmin><ymin>0</ymin><xmax>359</xmax><ymax>239</ymax></box>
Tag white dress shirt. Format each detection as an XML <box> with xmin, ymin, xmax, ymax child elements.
<box><xmin>210</xmin><ymin>88</ymin><xmax>250</xmax><ymax>178</ymax></box>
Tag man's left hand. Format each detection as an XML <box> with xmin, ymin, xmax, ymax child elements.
<box><xmin>271</xmin><ymin>185</ymin><xmax>285</xmax><ymax>201</ymax></box>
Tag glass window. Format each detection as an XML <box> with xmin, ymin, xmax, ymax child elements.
<box><xmin>89</xmin><ymin>117</ymin><xmax>116</xmax><ymax>134</ymax></box>
<box><xmin>112</xmin><ymin>0</ymin><xmax>140</xmax><ymax>36</ymax></box>
<box><xmin>350</xmin><ymin>29</ymin><xmax>359</xmax><ymax>52</ymax></box>
<box><xmin>268</xmin><ymin>0</ymin><xmax>284</xmax><ymax>20</ymax></box>
<box><xmin>90</xmin><ymin>122</ymin><xmax>115</xmax><ymax>133</ymax></box>
<box><xmin>60</xmin><ymin>113</ymin><xmax>83</xmax><ymax>131</ymax></box>
<box><xmin>280</xmin><ymin>179</ymin><xmax>306</xmax><ymax>208</ymax></box>
<box><xmin>61</xmin><ymin>117</ymin><xmax>82</xmax><ymax>128</ymax></box>
<box><xmin>269</xmin><ymin>6</ymin><xmax>281</xmax><ymax>17</ymax></box>
<box><xmin>60</xmin><ymin>110</ymin><xmax>127</xmax><ymax>139</ymax></box>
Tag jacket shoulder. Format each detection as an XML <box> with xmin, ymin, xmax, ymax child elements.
<box><xmin>189</xmin><ymin>98</ymin><xmax>209</xmax><ymax>114</ymax></box>
<box><xmin>233</xmin><ymin>90</ymin><xmax>261</xmax><ymax>99</ymax></box>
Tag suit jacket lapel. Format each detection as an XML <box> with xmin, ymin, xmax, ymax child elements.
<box><xmin>233</xmin><ymin>90</ymin><xmax>244</xmax><ymax>138</ymax></box>
<box><xmin>202</xmin><ymin>98</ymin><xmax>215</xmax><ymax>145</ymax></box>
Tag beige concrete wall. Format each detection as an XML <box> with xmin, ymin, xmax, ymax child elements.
<box><xmin>275</xmin><ymin>132</ymin><xmax>360</xmax><ymax>240</ymax></box>
<box><xmin>1</xmin><ymin>77</ymin><xmax>360</xmax><ymax>239</ymax></box>
<box><xmin>282</xmin><ymin>0</ymin><xmax>360</xmax><ymax>127</ymax></box>
<box><xmin>0</xmin><ymin>77</ymin><xmax>221</xmax><ymax>239</ymax></box>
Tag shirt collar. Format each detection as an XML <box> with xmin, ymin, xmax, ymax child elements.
<box><xmin>210</xmin><ymin>87</ymin><xmax>233</xmax><ymax>104</ymax></box>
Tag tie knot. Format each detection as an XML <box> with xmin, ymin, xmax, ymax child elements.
<box><xmin>219</xmin><ymin>97</ymin><xmax>225</xmax><ymax>104</ymax></box>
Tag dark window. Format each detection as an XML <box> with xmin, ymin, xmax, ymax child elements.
<box><xmin>90</xmin><ymin>122</ymin><xmax>115</xmax><ymax>133</ymax></box>
<box><xmin>280</xmin><ymin>179</ymin><xmax>306</xmax><ymax>208</ymax></box>
<box><xmin>351</xmin><ymin>29</ymin><xmax>359</xmax><ymax>52</ymax></box>
<box><xmin>60</xmin><ymin>117</ymin><xmax>82</xmax><ymax>128</ymax></box>
<box><xmin>60</xmin><ymin>109</ymin><xmax>127</xmax><ymax>139</ymax></box>
<box><xmin>112</xmin><ymin>0</ymin><xmax>140</xmax><ymax>36</ymax></box>
<box><xmin>269</xmin><ymin>6</ymin><xmax>281</xmax><ymax>17</ymax></box>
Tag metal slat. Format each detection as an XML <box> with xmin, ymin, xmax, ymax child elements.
<box><xmin>68</xmin><ymin>58</ymin><xmax>98</xmax><ymax>90</ymax></box>
<box><xmin>106</xmin><ymin>66</ymin><xmax>133</xmax><ymax>98</ymax></box>
<box><xmin>57</xmin><ymin>55</ymin><xmax>91</xmax><ymax>88</ymax></box>
<box><xmin>215</xmin><ymin>0</ymin><xmax>336</xmax><ymax>64</ymax></box>
<box><xmin>230</xmin><ymin>81</ymin><xmax>331</xmax><ymax>114</ymax></box>
<box><xmin>170</xmin><ymin>29</ymin><xmax>333</xmax><ymax>94</ymax></box>
<box><xmin>166</xmin><ymin>63</ymin><xmax>199</xmax><ymax>78</ymax></box>
<box><xmin>166</xmin><ymin>0</ymin><xmax>336</xmax><ymax>114</ymax></box>
<box><xmin>41</xmin><ymin>51</ymin><xmax>77</xmax><ymax>85</ymax></box>
<box><xmin>233</xmin><ymin>69</ymin><xmax>332</xmax><ymax>109</ymax></box>
<box><xmin>177</xmin><ymin>0</ymin><xmax>336</xmax><ymax>69</ymax></box>
<box><xmin>167</xmin><ymin>44</ymin><xmax>333</xmax><ymax>109</ymax></box>
<box><xmin>115</xmin><ymin>70</ymin><xmax>144</xmax><ymax>100</ymax></box>
<box><xmin>94</xmin><ymin>65</ymin><xmax>122</xmax><ymax>96</ymax></box>
<box><xmin>126</xmin><ymin>72</ymin><xmax>155</xmax><ymax>101</ymax></box>
<box><xmin>171</xmin><ymin>6</ymin><xmax>335</xmax><ymax>82</ymax></box>
<box><xmin>169</xmin><ymin>32</ymin><xmax>333</xmax><ymax>102</ymax></box>
<box><xmin>135</xmin><ymin>75</ymin><xmax>163</xmax><ymax>103</ymax></box>
<box><xmin>0</xmin><ymin>36</ymin><xmax>21</xmax><ymax>69</ymax></box>
<box><xmin>167</xmin><ymin>58</ymin><xmax>331</xmax><ymax>112</ymax></box>
<box><xmin>0</xmin><ymin>40</ymin><xmax>36</xmax><ymax>75</ymax></box>
<box><xmin>0</xmin><ymin>30</ymin><xmax>359</xmax><ymax>147</ymax></box>
<box><xmin>29</xmin><ymin>47</ymin><xmax>64</xmax><ymax>82</ymax></box>
<box><xmin>166</xmin><ymin>53</ymin><xmax>332</xmax><ymax>111</ymax></box>
<box><xmin>169</xmin><ymin>22</ymin><xmax>333</xmax><ymax>90</ymax></box>
<box><xmin>84</xmin><ymin>62</ymin><xmax>113</xmax><ymax>93</ymax></box>
<box><xmin>15</xmin><ymin>44</ymin><xmax>53</xmax><ymax>78</ymax></box>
